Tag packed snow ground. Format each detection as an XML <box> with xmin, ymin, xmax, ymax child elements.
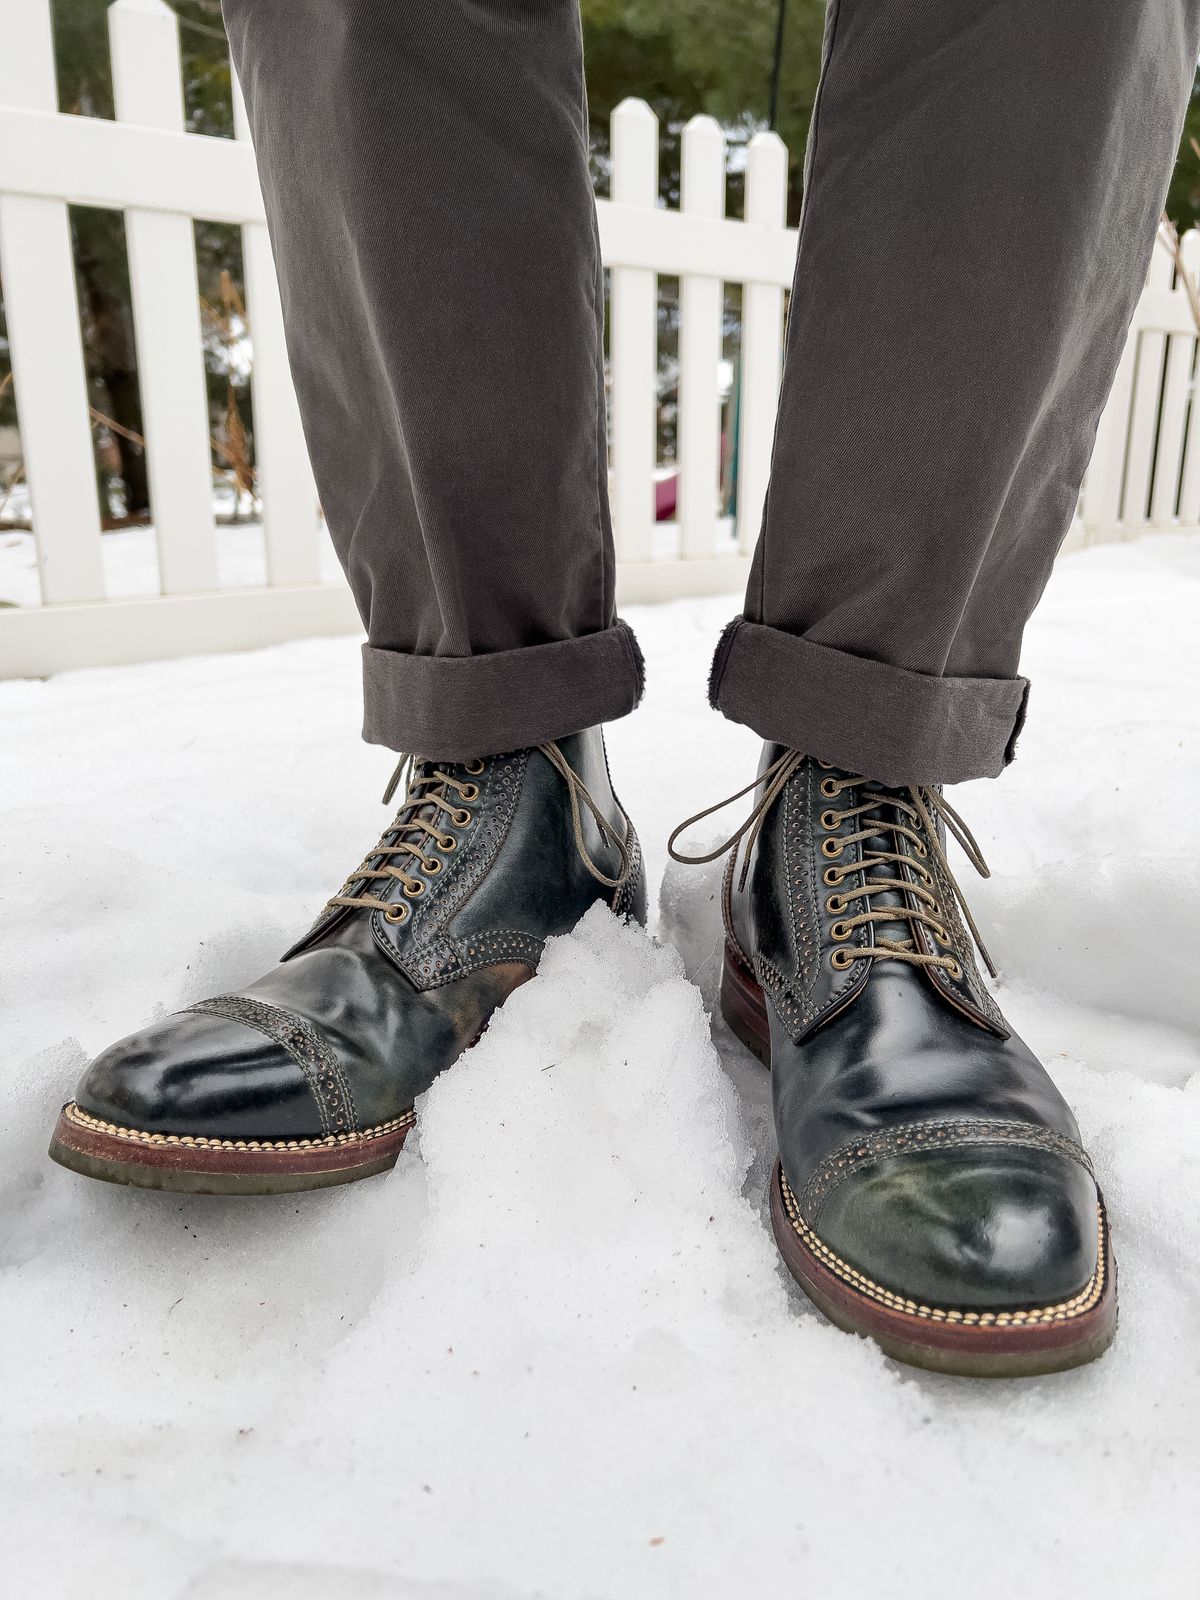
<box><xmin>3</xmin><ymin>535</ymin><xmax>1199</xmax><ymax>1597</ymax></box>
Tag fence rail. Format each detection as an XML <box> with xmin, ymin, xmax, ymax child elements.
<box><xmin>0</xmin><ymin>0</ymin><xmax>1195</xmax><ymax>678</ymax></box>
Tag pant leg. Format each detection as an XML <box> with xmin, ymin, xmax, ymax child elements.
<box><xmin>221</xmin><ymin>0</ymin><xmax>643</xmax><ymax>759</ymax></box>
<box><xmin>710</xmin><ymin>0</ymin><xmax>1200</xmax><ymax>786</ymax></box>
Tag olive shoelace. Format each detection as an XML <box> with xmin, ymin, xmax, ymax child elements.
<box><xmin>327</xmin><ymin>743</ymin><xmax>631</xmax><ymax>926</ymax></box>
<box><xmin>668</xmin><ymin>750</ymin><xmax>997</xmax><ymax>981</ymax></box>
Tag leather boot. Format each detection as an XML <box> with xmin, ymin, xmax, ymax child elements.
<box><xmin>50</xmin><ymin>729</ymin><xmax>645</xmax><ymax>1194</ymax></box>
<box><xmin>671</xmin><ymin>747</ymin><xmax>1116</xmax><ymax>1376</ymax></box>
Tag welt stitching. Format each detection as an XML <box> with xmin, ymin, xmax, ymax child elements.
<box><xmin>64</xmin><ymin>1101</ymin><xmax>413</xmax><ymax>1152</ymax></box>
<box><xmin>780</xmin><ymin>1169</ymin><xmax>1106</xmax><ymax>1327</ymax></box>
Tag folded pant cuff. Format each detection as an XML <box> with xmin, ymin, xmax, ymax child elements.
<box><xmin>361</xmin><ymin>619</ymin><xmax>645</xmax><ymax>758</ymax></box>
<box><xmin>708</xmin><ymin>617</ymin><xmax>1029</xmax><ymax>786</ymax></box>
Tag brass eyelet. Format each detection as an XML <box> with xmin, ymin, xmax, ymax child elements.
<box><xmin>819</xmin><ymin>777</ymin><xmax>839</xmax><ymax>799</ymax></box>
<box><xmin>453</xmin><ymin>809</ymin><xmax>472</xmax><ymax>827</ymax></box>
<box><xmin>460</xmin><ymin>783</ymin><xmax>480</xmax><ymax>802</ymax></box>
<box><xmin>403</xmin><ymin>880</ymin><xmax>426</xmax><ymax>899</ymax></box>
<box><xmin>384</xmin><ymin>904</ymin><xmax>409</xmax><ymax>924</ymax></box>
<box><xmin>424</xmin><ymin>857</ymin><xmax>443</xmax><ymax>876</ymax></box>
<box><xmin>821</xmin><ymin>837</ymin><xmax>843</xmax><ymax>858</ymax></box>
<box><xmin>820</xmin><ymin>809</ymin><xmax>840</xmax><ymax>831</ymax></box>
<box><xmin>817</xmin><ymin>759</ymin><xmax>834</xmax><ymax>769</ymax></box>
<box><xmin>439</xmin><ymin>834</ymin><xmax>457</xmax><ymax>851</ymax></box>
<box><xmin>464</xmin><ymin>759</ymin><xmax>485</xmax><ymax>775</ymax></box>
<box><xmin>913</xmin><ymin>840</ymin><xmax>927</xmax><ymax>858</ymax></box>
<box><xmin>945</xmin><ymin>959</ymin><xmax>963</xmax><ymax>980</ymax></box>
<box><xmin>831</xmin><ymin>948</ymin><xmax>855</xmax><ymax>970</ymax></box>
<box><xmin>932</xmin><ymin>922</ymin><xmax>950</xmax><ymax>946</ymax></box>
<box><xmin>830</xmin><ymin>920</ymin><xmax>851</xmax><ymax>942</ymax></box>
<box><xmin>823</xmin><ymin>866</ymin><xmax>842</xmax><ymax>887</ymax></box>
<box><xmin>825</xmin><ymin>894</ymin><xmax>845</xmax><ymax>914</ymax></box>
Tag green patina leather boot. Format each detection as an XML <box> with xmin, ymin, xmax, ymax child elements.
<box><xmin>672</xmin><ymin>747</ymin><xmax>1116</xmax><ymax>1377</ymax></box>
<box><xmin>51</xmin><ymin>728</ymin><xmax>645</xmax><ymax>1194</ymax></box>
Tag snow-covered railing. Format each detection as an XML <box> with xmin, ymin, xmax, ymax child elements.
<box><xmin>0</xmin><ymin>0</ymin><xmax>1194</xmax><ymax>677</ymax></box>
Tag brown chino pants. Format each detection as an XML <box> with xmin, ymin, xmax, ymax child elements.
<box><xmin>222</xmin><ymin>0</ymin><xmax>1200</xmax><ymax>785</ymax></box>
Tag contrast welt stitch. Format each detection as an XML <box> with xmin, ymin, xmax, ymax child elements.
<box><xmin>797</xmin><ymin>1118</ymin><xmax>1096</xmax><ymax>1221</ymax></box>
<box><xmin>779</xmin><ymin>1169</ymin><xmax>1106</xmax><ymax>1326</ymax></box>
<box><xmin>63</xmin><ymin>1101</ymin><xmax>414</xmax><ymax>1152</ymax></box>
<box><xmin>184</xmin><ymin>996</ymin><xmax>356</xmax><ymax>1136</ymax></box>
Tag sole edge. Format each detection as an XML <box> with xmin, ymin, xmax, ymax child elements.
<box><xmin>48</xmin><ymin>1104</ymin><xmax>414</xmax><ymax>1196</ymax></box>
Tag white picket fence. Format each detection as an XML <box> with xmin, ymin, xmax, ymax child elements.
<box><xmin>0</xmin><ymin>0</ymin><xmax>1196</xmax><ymax>678</ymax></box>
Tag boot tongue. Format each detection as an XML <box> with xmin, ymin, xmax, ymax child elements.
<box><xmin>838</xmin><ymin>772</ymin><xmax>918</xmax><ymax>953</ymax></box>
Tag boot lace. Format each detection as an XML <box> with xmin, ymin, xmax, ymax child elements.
<box><xmin>667</xmin><ymin>750</ymin><xmax>997</xmax><ymax>981</ymax></box>
<box><xmin>327</xmin><ymin>742</ymin><xmax>631</xmax><ymax>926</ymax></box>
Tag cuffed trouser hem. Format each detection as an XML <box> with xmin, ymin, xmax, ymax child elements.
<box><xmin>361</xmin><ymin>619</ymin><xmax>645</xmax><ymax>758</ymax></box>
<box><xmin>708</xmin><ymin>617</ymin><xmax>1029</xmax><ymax>786</ymax></box>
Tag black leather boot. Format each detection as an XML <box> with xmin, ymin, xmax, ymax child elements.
<box><xmin>50</xmin><ymin>729</ymin><xmax>645</xmax><ymax>1194</ymax></box>
<box><xmin>671</xmin><ymin>747</ymin><xmax>1116</xmax><ymax>1376</ymax></box>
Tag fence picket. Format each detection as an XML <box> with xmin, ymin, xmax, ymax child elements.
<box><xmin>609</xmin><ymin>98</ymin><xmax>659</xmax><ymax>564</ymax></box>
<box><xmin>1121</xmin><ymin>237</ymin><xmax>1174</xmax><ymax>534</ymax></box>
<box><xmin>1175</xmin><ymin>230</ymin><xmax>1200</xmax><ymax>529</ymax></box>
<box><xmin>677</xmin><ymin>116</ymin><xmax>726</xmax><ymax>561</ymax></box>
<box><xmin>232</xmin><ymin>76</ymin><xmax>321</xmax><ymax>585</ymax></box>
<box><xmin>1081</xmin><ymin>329</ymin><xmax>1136</xmax><ymax>543</ymax></box>
<box><xmin>0</xmin><ymin>0</ymin><xmax>104</xmax><ymax>604</ymax></box>
<box><xmin>109</xmin><ymin>0</ymin><xmax>217</xmax><ymax>594</ymax></box>
<box><xmin>1150</xmin><ymin>244</ymin><xmax>1194</xmax><ymax>528</ymax></box>
<box><xmin>736</xmin><ymin>131</ymin><xmax>787</xmax><ymax>553</ymax></box>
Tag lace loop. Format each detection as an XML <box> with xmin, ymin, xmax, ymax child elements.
<box><xmin>669</xmin><ymin>754</ymin><xmax>997</xmax><ymax>982</ymax></box>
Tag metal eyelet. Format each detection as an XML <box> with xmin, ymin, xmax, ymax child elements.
<box><xmin>825</xmin><ymin>894</ymin><xmax>845</xmax><ymax>914</ymax></box>
<box><xmin>821</xmin><ymin>837</ymin><xmax>843</xmax><ymax>858</ymax></box>
<box><xmin>820</xmin><ymin>810</ymin><xmax>840</xmax><ymax>831</ymax></box>
<box><xmin>823</xmin><ymin>866</ymin><xmax>842</xmax><ymax>887</ymax></box>
<box><xmin>424</xmin><ymin>857</ymin><xmax>443</xmax><ymax>876</ymax></box>
<box><xmin>819</xmin><ymin>777</ymin><xmax>839</xmax><ymax>798</ymax></box>
<box><xmin>913</xmin><ymin>839</ymin><xmax>928</xmax><ymax>858</ymax></box>
<box><xmin>945</xmin><ymin>959</ymin><xmax>963</xmax><ymax>980</ymax></box>
<box><xmin>384</xmin><ymin>904</ymin><xmax>409</xmax><ymax>924</ymax></box>
<box><xmin>403</xmin><ymin>880</ymin><xmax>426</xmax><ymax>899</ymax></box>
<box><xmin>464</xmin><ymin>759</ymin><xmax>485</xmax><ymax>775</ymax></box>
<box><xmin>830</xmin><ymin>920</ymin><xmax>851</xmax><ymax>942</ymax></box>
<box><xmin>453</xmin><ymin>809</ymin><xmax>472</xmax><ymax>827</ymax></box>
<box><xmin>459</xmin><ymin>783</ymin><xmax>480</xmax><ymax>801</ymax></box>
<box><xmin>439</xmin><ymin>834</ymin><xmax>457</xmax><ymax>851</ymax></box>
<box><xmin>831</xmin><ymin>948</ymin><xmax>855</xmax><ymax>970</ymax></box>
<box><xmin>932</xmin><ymin>921</ymin><xmax>950</xmax><ymax>946</ymax></box>
<box><xmin>817</xmin><ymin>759</ymin><xmax>834</xmax><ymax>769</ymax></box>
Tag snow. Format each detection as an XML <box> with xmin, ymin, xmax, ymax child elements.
<box><xmin>3</xmin><ymin>533</ymin><xmax>1199</xmax><ymax>1597</ymax></box>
